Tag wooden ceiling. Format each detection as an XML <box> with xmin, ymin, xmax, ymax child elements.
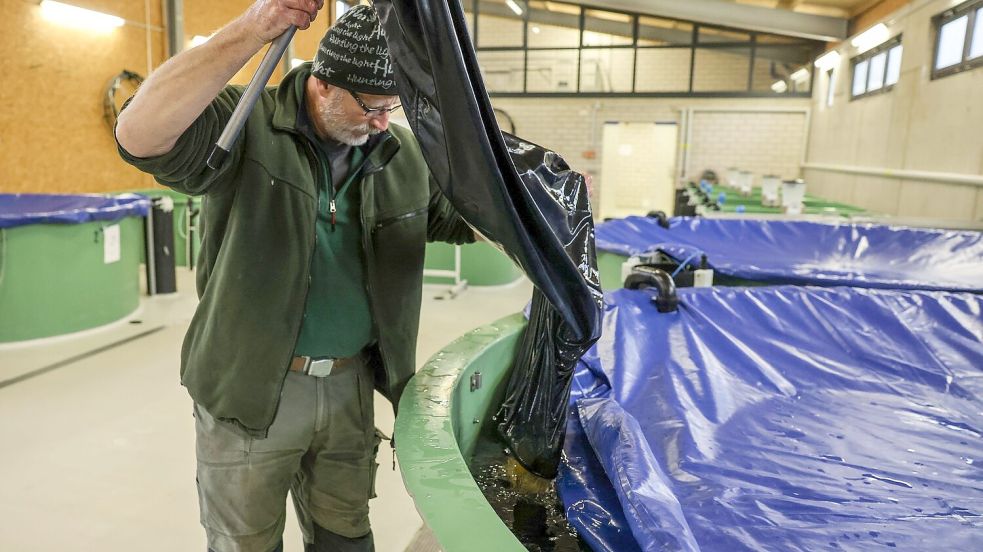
<box><xmin>722</xmin><ymin>0</ymin><xmax>883</xmax><ymax>19</ymax></box>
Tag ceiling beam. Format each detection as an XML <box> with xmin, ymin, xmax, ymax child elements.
<box><xmin>584</xmin><ymin>0</ymin><xmax>848</xmax><ymax>41</ymax></box>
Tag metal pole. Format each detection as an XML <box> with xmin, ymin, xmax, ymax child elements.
<box><xmin>207</xmin><ymin>27</ymin><xmax>297</xmax><ymax>169</ymax></box>
<box><xmin>145</xmin><ymin>206</ymin><xmax>157</xmax><ymax>295</ymax></box>
<box><xmin>164</xmin><ymin>0</ymin><xmax>184</xmax><ymax>57</ymax></box>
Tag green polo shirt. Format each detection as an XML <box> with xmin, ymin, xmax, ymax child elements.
<box><xmin>294</xmin><ymin>106</ymin><xmax>374</xmax><ymax>359</ymax></box>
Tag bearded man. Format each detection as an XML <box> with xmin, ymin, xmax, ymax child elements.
<box><xmin>115</xmin><ymin>2</ymin><xmax>474</xmax><ymax>551</ymax></box>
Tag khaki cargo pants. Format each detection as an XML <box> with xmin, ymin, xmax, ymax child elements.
<box><xmin>193</xmin><ymin>355</ymin><xmax>383</xmax><ymax>552</ymax></box>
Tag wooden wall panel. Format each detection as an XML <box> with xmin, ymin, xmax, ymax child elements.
<box><xmin>0</xmin><ymin>0</ymin><xmax>333</xmax><ymax>195</ymax></box>
<box><xmin>292</xmin><ymin>7</ymin><xmax>334</xmax><ymax>69</ymax></box>
<box><xmin>0</xmin><ymin>0</ymin><xmax>165</xmax><ymax>194</ymax></box>
<box><xmin>850</xmin><ymin>0</ymin><xmax>912</xmax><ymax>35</ymax></box>
<box><xmin>184</xmin><ymin>0</ymin><xmax>331</xmax><ymax>86</ymax></box>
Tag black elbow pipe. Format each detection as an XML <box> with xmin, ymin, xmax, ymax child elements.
<box><xmin>646</xmin><ymin>210</ymin><xmax>670</xmax><ymax>228</ymax></box>
<box><xmin>624</xmin><ymin>265</ymin><xmax>679</xmax><ymax>313</ymax></box>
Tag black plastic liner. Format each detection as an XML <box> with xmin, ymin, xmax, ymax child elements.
<box><xmin>375</xmin><ymin>0</ymin><xmax>604</xmax><ymax>478</ymax></box>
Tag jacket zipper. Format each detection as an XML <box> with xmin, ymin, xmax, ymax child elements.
<box><xmin>264</xmin><ymin>126</ymin><xmax>394</xmax><ymax>433</ymax></box>
<box><xmin>373</xmin><ymin>207</ymin><xmax>427</xmax><ymax>232</ymax></box>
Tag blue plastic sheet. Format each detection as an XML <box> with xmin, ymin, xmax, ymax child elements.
<box><xmin>559</xmin><ymin>286</ymin><xmax>983</xmax><ymax>551</ymax></box>
<box><xmin>0</xmin><ymin>193</ymin><xmax>150</xmax><ymax>229</ymax></box>
<box><xmin>595</xmin><ymin>216</ymin><xmax>983</xmax><ymax>293</ymax></box>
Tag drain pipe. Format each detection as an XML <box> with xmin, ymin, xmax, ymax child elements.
<box><xmin>683</xmin><ymin>107</ymin><xmax>693</xmax><ymax>181</ymax></box>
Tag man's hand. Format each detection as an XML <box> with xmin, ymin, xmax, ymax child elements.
<box><xmin>244</xmin><ymin>0</ymin><xmax>325</xmax><ymax>46</ymax></box>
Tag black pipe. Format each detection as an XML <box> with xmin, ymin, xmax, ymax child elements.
<box><xmin>624</xmin><ymin>265</ymin><xmax>679</xmax><ymax>313</ymax></box>
<box><xmin>646</xmin><ymin>210</ymin><xmax>670</xmax><ymax>228</ymax></box>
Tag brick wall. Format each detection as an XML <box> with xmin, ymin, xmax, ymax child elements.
<box><xmin>688</xmin><ymin>111</ymin><xmax>807</xmax><ymax>182</ymax></box>
<box><xmin>486</xmin><ymin>97</ymin><xmax>810</xmax><ymax>215</ymax></box>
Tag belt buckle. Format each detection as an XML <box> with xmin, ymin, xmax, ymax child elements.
<box><xmin>305</xmin><ymin>358</ymin><xmax>336</xmax><ymax>377</ymax></box>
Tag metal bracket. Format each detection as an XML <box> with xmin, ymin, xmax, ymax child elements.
<box><xmin>470</xmin><ymin>371</ymin><xmax>482</xmax><ymax>392</ymax></box>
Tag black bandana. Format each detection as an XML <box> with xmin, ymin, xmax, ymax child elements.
<box><xmin>311</xmin><ymin>5</ymin><xmax>397</xmax><ymax>95</ymax></box>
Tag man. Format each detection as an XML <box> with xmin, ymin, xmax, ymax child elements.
<box><xmin>115</xmin><ymin>1</ymin><xmax>474</xmax><ymax>551</ymax></box>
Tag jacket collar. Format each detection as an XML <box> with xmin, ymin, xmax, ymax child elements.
<box><xmin>272</xmin><ymin>62</ymin><xmax>311</xmax><ymax>133</ymax></box>
<box><xmin>273</xmin><ymin>62</ymin><xmax>400</xmax><ymax>170</ymax></box>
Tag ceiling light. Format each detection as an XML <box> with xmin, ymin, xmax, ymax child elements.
<box><xmin>814</xmin><ymin>50</ymin><xmax>841</xmax><ymax>71</ymax></box>
<box><xmin>790</xmin><ymin>68</ymin><xmax>810</xmax><ymax>82</ymax></box>
<box><xmin>40</xmin><ymin>1</ymin><xmax>124</xmax><ymax>31</ymax></box>
<box><xmin>851</xmin><ymin>23</ymin><xmax>889</xmax><ymax>54</ymax></box>
<box><xmin>532</xmin><ymin>26</ymin><xmax>541</xmax><ymax>34</ymax></box>
<box><xmin>506</xmin><ymin>0</ymin><xmax>523</xmax><ymax>16</ymax></box>
<box><xmin>771</xmin><ymin>80</ymin><xmax>788</xmax><ymax>93</ymax></box>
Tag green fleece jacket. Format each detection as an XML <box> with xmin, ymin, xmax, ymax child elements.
<box><xmin>118</xmin><ymin>64</ymin><xmax>474</xmax><ymax>434</ymax></box>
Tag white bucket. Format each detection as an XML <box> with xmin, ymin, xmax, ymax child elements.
<box><xmin>739</xmin><ymin>171</ymin><xmax>754</xmax><ymax>195</ymax></box>
<box><xmin>782</xmin><ymin>179</ymin><xmax>807</xmax><ymax>214</ymax></box>
<box><xmin>761</xmin><ymin>175</ymin><xmax>781</xmax><ymax>207</ymax></box>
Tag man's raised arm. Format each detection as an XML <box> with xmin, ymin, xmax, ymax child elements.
<box><xmin>115</xmin><ymin>0</ymin><xmax>323</xmax><ymax>158</ymax></box>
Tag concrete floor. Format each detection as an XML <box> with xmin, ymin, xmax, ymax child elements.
<box><xmin>0</xmin><ymin>269</ymin><xmax>532</xmax><ymax>552</ymax></box>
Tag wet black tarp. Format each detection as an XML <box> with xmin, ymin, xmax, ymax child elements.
<box><xmin>375</xmin><ymin>0</ymin><xmax>604</xmax><ymax>477</ymax></box>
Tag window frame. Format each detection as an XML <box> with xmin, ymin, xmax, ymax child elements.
<box><xmin>931</xmin><ymin>0</ymin><xmax>983</xmax><ymax>80</ymax></box>
<box><xmin>849</xmin><ymin>35</ymin><xmax>902</xmax><ymax>100</ymax></box>
<box><xmin>463</xmin><ymin>0</ymin><xmax>821</xmax><ymax>98</ymax></box>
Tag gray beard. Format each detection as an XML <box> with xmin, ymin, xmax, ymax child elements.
<box><xmin>318</xmin><ymin>94</ymin><xmax>380</xmax><ymax>146</ymax></box>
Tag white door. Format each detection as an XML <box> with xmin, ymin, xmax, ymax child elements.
<box><xmin>599</xmin><ymin>122</ymin><xmax>678</xmax><ymax>219</ymax></box>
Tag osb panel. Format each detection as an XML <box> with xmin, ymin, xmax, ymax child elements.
<box><xmin>292</xmin><ymin>10</ymin><xmax>333</xmax><ymax>66</ymax></box>
<box><xmin>0</xmin><ymin>0</ymin><xmax>166</xmax><ymax>194</ymax></box>
<box><xmin>184</xmin><ymin>0</ymin><xmax>331</xmax><ymax>87</ymax></box>
<box><xmin>1</xmin><ymin>1</ymin><xmax>334</xmax><ymax>195</ymax></box>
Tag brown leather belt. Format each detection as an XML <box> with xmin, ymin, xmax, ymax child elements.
<box><xmin>289</xmin><ymin>351</ymin><xmax>361</xmax><ymax>377</ymax></box>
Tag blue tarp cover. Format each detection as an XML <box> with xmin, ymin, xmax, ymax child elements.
<box><xmin>595</xmin><ymin>216</ymin><xmax>983</xmax><ymax>293</ymax></box>
<box><xmin>559</xmin><ymin>286</ymin><xmax>983</xmax><ymax>552</ymax></box>
<box><xmin>0</xmin><ymin>193</ymin><xmax>150</xmax><ymax>229</ymax></box>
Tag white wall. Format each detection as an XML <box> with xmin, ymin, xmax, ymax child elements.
<box><xmin>805</xmin><ymin>0</ymin><xmax>983</xmax><ymax>222</ymax></box>
<box><xmin>689</xmin><ymin>110</ymin><xmax>808</xmax><ymax>182</ymax></box>
<box><xmin>489</xmin><ymin>97</ymin><xmax>811</xmax><ymax>216</ymax></box>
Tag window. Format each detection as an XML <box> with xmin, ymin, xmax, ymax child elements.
<box><xmin>464</xmin><ymin>0</ymin><xmax>822</xmax><ymax>96</ymax></box>
<box><xmin>867</xmin><ymin>51</ymin><xmax>886</xmax><ymax>90</ymax></box>
<box><xmin>693</xmin><ymin>47</ymin><xmax>752</xmax><ymax>92</ymax></box>
<box><xmin>852</xmin><ymin>59</ymin><xmax>869</xmax><ymax>96</ymax></box>
<box><xmin>885</xmin><ymin>44</ymin><xmax>902</xmax><ymax>85</ymax></box>
<box><xmin>931</xmin><ymin>0</ymin><xmax>983</xmax><ymax>79</ymax></box>
<box><xmin>583</xmin><ymin>9</ymin><xmax>633</xmax><ymax>46</ymax></box>
<box><xmin>476</xmin><ymin>0</ymin><xmax>524</xmax><ymax>48</ymax></box>
<box><xmin>937</xmin><ymin>16</ymin><xmax>969</xmax><ymax>68</ymax></box>
<box><xmin>527</xmin><ymin>1</ymin><xmax>579</xmax><ymax>48</ymax></box>
<box><xmin>751</xmin><ymin>44</ymin><xmax>814</xmax><ymax>93</ymax></box>
<box><xmin>972</xmin><ymin>9</ymin><xmax>983</xmax><ymax>58</ymax></box>
<box><xmin>850</xmin><ymin>35</ymin><xmax>902</xmax><ymax>99</ymax></box>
